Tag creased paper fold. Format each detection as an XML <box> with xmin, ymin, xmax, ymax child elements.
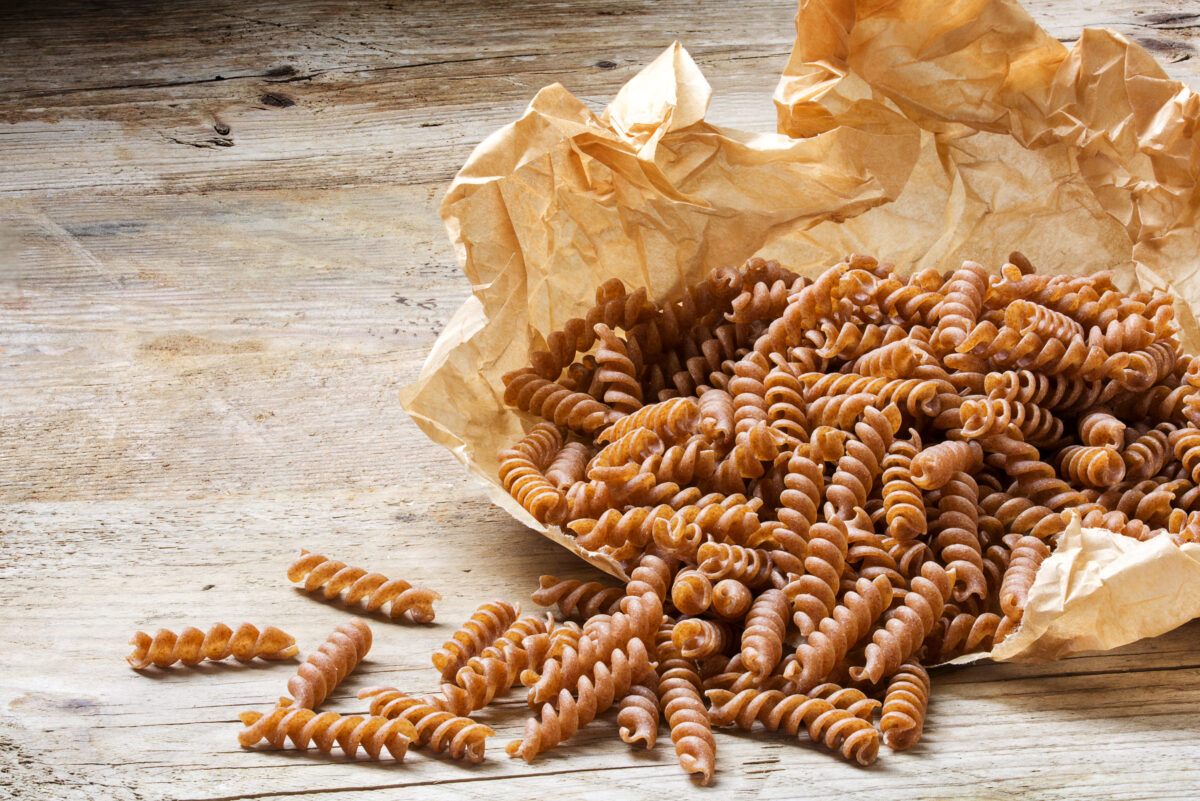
<box><xmin>401</xmin><ymin>0</ymin><xmax>1200</xmax><ymax>661</ymax></box>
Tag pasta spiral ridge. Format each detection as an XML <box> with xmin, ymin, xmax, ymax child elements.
<box><xmin>431</xmin><ymin>600</ymin><xmax>520</xmax><ymax>682</ymax></box>
<box><xmin>740</xmin><ymin>589</ymin><xmax>789</xmax><ymax>677</ymax></box>
<box><xmin>617</xmin><ymin>667</ymin><xmax>661</xmax><ymax>749</ymax></box>
<box><xmin>359</xmin><ymin>687</ymin><xmax>496</xmax><ymax>763</ymax></box>
<box><xmin>238</xmin><ymin>699</ymin><xmax>415</xmax><ymax>761</ymax></box>
<box><xmin>880</xmin><ymin>662</ymin><xmax>930</xmax><ymax>751</ymax></box>
<box><xmin>657</xmin><ymin>619</ymin><xmax>718</xmax><ymax>784</ymax></box>
<box><xmin>850</xmin><ymin>562</ymin><xmax>954</xmax><ymax>684</ymax></box>
<box><xmin>999</xmin><ymin>536</ymin><xmax>1052</xmax><ymax>621</ymax></box>
<box><xmin>287</xmin><ymin>619</ymin><xmax>373</xmax><ymax>710</ymax></box>
<box><xmin>809</xmin><ymin>683</ymin><xmax>881</xmax><ymax>721</ymax></box>
<box><xmin>881</xmin><ymin>432</ymin><xmax>926</xmax><ymax>540</ymax></box>
<box><xmin>127</xmin><ymin>623</ymin><xmax>297</xmax><ymax>669</ymax></box>
<box><xmin>531</xmin><ymin>575</ymin><xmax>624</xmax><ymax>621</ymax></box>
<box><xmin>705</xmin><ymin>689</ymin><xmax>879</xmax><ymax>766</ymax></box>
<box><xmin>287</xmin><ymin>550</ymin><xmax>440</xmax><ymax>623</ymax></box>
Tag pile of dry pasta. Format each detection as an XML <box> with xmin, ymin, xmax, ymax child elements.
<box><xmin>494</xmin><ymin>253</ymin><xmax>1200</xmax><ymax>780</ymax></box>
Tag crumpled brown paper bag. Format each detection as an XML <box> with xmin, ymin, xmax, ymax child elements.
<box><xmin>400</xmin><ymin>0</ymin><xmax>1200</xmax><ymax>662</ymax></box>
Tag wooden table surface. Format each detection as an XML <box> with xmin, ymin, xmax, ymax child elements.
<box><xmin>3</xmin><ymin>1</ymin><xmax>1200</xmax><ymax>799</ymax></box>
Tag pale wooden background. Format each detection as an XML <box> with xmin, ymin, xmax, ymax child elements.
<box><xmin>2</xmin><ymin>2</ymin><xmax>1199</xmax><ymax>799</ymax></box>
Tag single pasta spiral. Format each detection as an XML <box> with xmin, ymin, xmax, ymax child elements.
<box><xmin>696</xmin><ymin>542</ymin><xmax>774</xmax><ymax>588</ymax></box>
<box><xmin>238</xmin><ymin>698</ymin><xmax>416</xmax><ymax>761</ymax></box>
<box><xmin>671</xmin><ymin>568</ymin><xmax>714</xmax><ymax>616</ymax></box>
<box><xmin>1079</xmin><ymin>411</ymin><xmax>1125</xmax><ymax>448</ymax></box>
<box><xmin>498</xmin><ymin>422</ymin><xmax>569</xmax><ymax>524</ymax></box>
<box><xmin>740</xmin><ymin>589</ymin><xmax>789</xmax><ymax>677</ymax></box>
<box><xmin>880</xmin><ymin>662</ymin><xmax>931</xmax><ymax>751</ymax></box>
<box><xmin>657</xmin><ymin>620</ymin><xmax>717</xmax><ymax>784</ymax></box>
<box><xmin>910</xmin><ymin>440</ymin><xmax>980</xmax><ymax>490</ymax></box>
<box><xmin>598</xmin><ymin>396</ymin><xmax>700</xmax><ymax>445</ymax></box>
<box><xmin>288</xmin><ymin>550</ymin><xmax>440</xmax><ymax>623</ymax></box>
<box><xmin>711</xmin><ymin>578</ymin><xmax>754</xmax><ymax>620</ymax></box>
<box><xmin>930</xmin><ymin>261</ymin><xmax>988</xmax><ymax>355</ymax></box>
<box><xmin>617</xmin><ymin>667</ymin><xmax>661</xmax><ymax>749</ymax></box>
<box><xmin>881</xmin><ymin>432</ymin><xmax>926</xmax><ymax>540</ymax></box>
<box><xmin>127</xmin><ymin>623</ymin><xmax>297</xmax><ymax>669</ymax></box>
<box><xmin>287</xmin><ymin>618</ymin><xmax>372</xmax><ymax>710</ymax></box>
<box><xmin>999</xmin><ymin>535</ymin><xmax>1052</xmax><ymax>621</ymax></box>
<box><xmin>928</xmin><ymin>471</ymin><xmax>987</xmax><ymax>601</ymax></box>
<box><xmin>1056</xmin><ymin>445</ymin><xmax>1126</xmax><ymax>487</ymax></box>
<box><xmin>705</xmin><ymin>688</ymin><xmax>879</xmax><ymax>766</ymax></box>
<box><xmin>545</xmin><ymin>441</ymin><xmax>591</xmax><ymax>489</ymax></box>
<box><xmin>672</xmin><ymin>617</ymin><xmax>734</xmax><ymax>660</ymax></box>
<box><xmin>593</xmin><ymin>322</ymin><xmax>644</xmax><ymax>413</ymax></box>
<box><xmin>568</xmin><ymin>505</ymin><xmax>675</xmax><ymax>558</ymax></box>
<box><xmin>825</xmin><ymin>404</ymin><xmax>901</xmax><ymax>519</ymax></box>
<box><xmin>782</xmin><ymin>516</ymin><xmax>849</xmax><ymax>635</ymax></box>
<box><xmin>530</xmin><ymin>575</ymin><xmax>624</xmax><ymax>620</ymax></box>
<box><xmin>502</xmin><ymin>370</ymin><xmax>620</xmax><ymax>436</ymax></box>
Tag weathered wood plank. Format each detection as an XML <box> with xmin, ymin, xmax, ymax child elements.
<box><xmin>1</xmin><ymin>1</ymin><xmax>1197</xmax><ymax>196</ymax></box>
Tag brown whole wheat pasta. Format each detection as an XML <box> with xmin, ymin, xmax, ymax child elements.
<box><xmin>287</xmin><ymin>619</ymin><xmax>372</xmax><ymax>710</ymax></box>
<box><xmin>238</xmin><ymin>698</ymin><xmax>416</xmax><ymax>761</ymax></box>
<box><xmin>127</xmin><ymin>624</ymin><xmax>296</xmax><ymax>669</ymax></box>
<box><xmin>359</xmin><ymin>687</ymin><xmax>496</xmax><ymax>763</ymax></box>
<box><xmin>288</xmin><ymin>550</ymin><xmax>440</xmax><ymax>623</ymax></box>
<box><xmin>485</xmin><ymin>253</ymin><xmax>1200</xmax><ymax>778</ymax></box>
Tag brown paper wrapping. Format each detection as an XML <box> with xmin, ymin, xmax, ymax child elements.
<box><xmin>400</xmin><ymin>0</ymin><xmax>1200</xmax><ymax>661</ymax></box>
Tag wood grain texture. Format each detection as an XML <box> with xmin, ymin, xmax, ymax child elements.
<box><xmin>2</xmin><ymin>1</ymin><xmax>1200</xmax><ymax>799</ymax></box>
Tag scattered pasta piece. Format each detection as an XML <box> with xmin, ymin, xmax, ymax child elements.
<box><xmin>238</xmin><ymin>698</ymin><xmax>415</xmax><ymax>761</ymax></box>
<box><xmin>127</xmin><ymin>624</ymin><xmax>297</xmax><ymax>669</ymax></box>
<box><xmin>288</xmin><ymin>550</ymin><xmax>440</xmax><ymax>623</ymax></box>
<box><xmin>287</xmin><ymin>619</ymin><xmax>372</xmax><ymax>709</ymax></box>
